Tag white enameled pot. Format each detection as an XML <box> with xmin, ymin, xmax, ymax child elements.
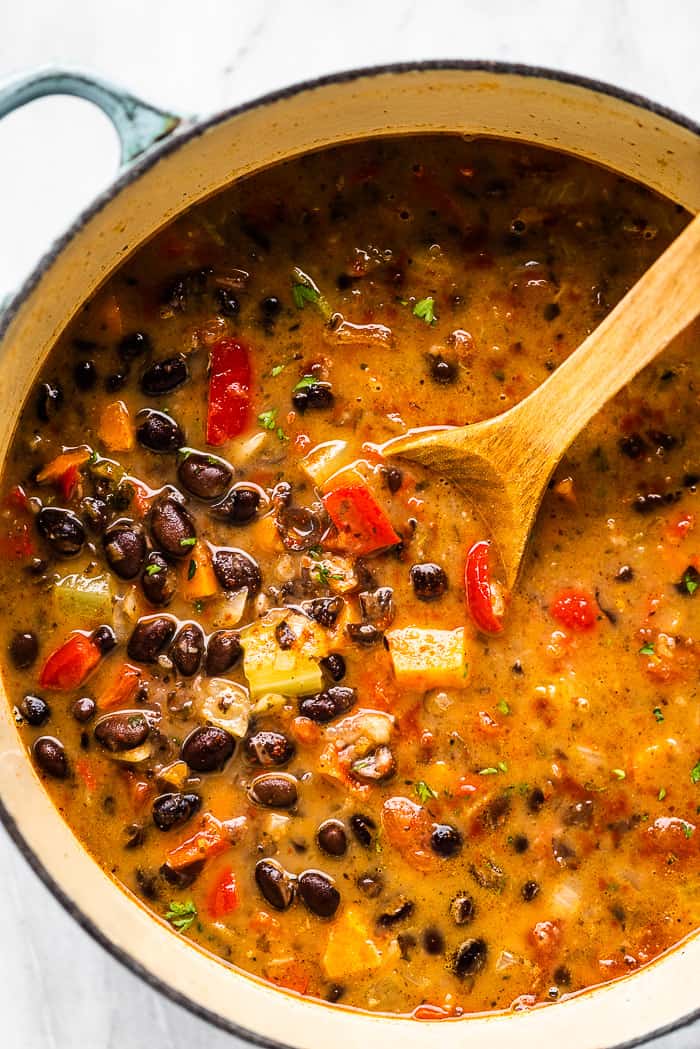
<box><xmin>0</xmin><ymin>62</ymin><xmax>698</xmax><ymax>1049</ymax></box>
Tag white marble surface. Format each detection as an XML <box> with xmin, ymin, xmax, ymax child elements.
<box><xmin>0</xmin><ymin>2</ymin><xmax>699</xmax><ymax>1047</ymax></box>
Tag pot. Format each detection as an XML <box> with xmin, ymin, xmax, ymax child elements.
<box><xmin>0</xmin><ymin>62</ymin><xmax>698</xmax><ymax>1049</ymax></box>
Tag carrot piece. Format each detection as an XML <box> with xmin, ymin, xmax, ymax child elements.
<box><xmin>39</xmin><ymin>633</ymin><xmax>102</xmax><ymax>690</ymax></box>
<box><xmin>322</xmin><ymin>483</ymin><xmax>399</xmax><ymax>555</ymax></box>
<box><xmin>99</xmin><ymin>400</ymin><xmax>134</xmax><ymax>452</ymax></box>
<box><xmin>180</xmin><ymin>541</ymin><xmax>218</xmax><ymax>601</ymax></box>
<box><xmin>166</xmin><ymin>813</ymin><xmax>230</xmax><ymax>870</ymax></box>
<box><xmin>207</xmin><ymin>868</ymin><xmax>239</xmax><ymax>919</ymax></box>
<box><xmin>101</xmin><ymin>663</ymin><xmax>141</xmax><ymax>710</ymax></box>
<box><xmin>36</xmin><ymin>448</ymin><xmax>91</xmax><ymax>486</ymax></box>
<box><xmin>265</xmin><ymin>958</ymin><xmax>311</xmax><ymax>995</ymax></box>
<box><xmin>249</xmin><ymin>909</ymin><xmax>280</xmax><ymax>934</ymax></box>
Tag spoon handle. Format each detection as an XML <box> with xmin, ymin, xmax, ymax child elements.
<box><xmin>515</xmin><ymin>212</ymin><xmax>700</xmax><ymax>459</ymax></box>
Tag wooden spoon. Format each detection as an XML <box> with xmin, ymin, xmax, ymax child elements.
<box><xmin>384</xmin><ymin>212</ymin><xmax>700</xmax><ymax>588</ymax></box>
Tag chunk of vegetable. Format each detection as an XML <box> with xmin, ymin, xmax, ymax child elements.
<box><xmin>99</xmin><ymin>401</ymin><xmax>134</xmax><ymax>452</ymax></box>
<box><xmin>322</xmin><ymin>908</ymin><xmax>382</xmax><ymax>979</ymax></box>
<box><xmin>300</xmin><ymin>440</ymin><xmax>349</xmax><ymax>486</ymax></box>
<box><xmin>550</xmin><ymin>588</ymin><xmax>597</xmax><ymax>631</ymax></box>
<box><xmin>166</xmin><ymin>813</ymin><xmax>231</xmax><ymax>871</ymax></box>
<box><xmin>39</xmin><ymin>632</ymin><xmax>102</xmax><ymax>690</ymax></box>
<box><xmin>36</xmin><ymin>448</ymin><xmax>91</xmax><ymax>487</ymax></box>
<box><xmin>198</xmin><ymin>678</ymin><xmax>251</xmax><ymax>737</ymax></box>
<box><xmin>206</xmin><ymin>338</ymin><xmax>252</xmax><ymax>446</ymax></box>
<box><xmin>100</xmin><ymin>663</ymin><xmax>141</xmax><ymax>710</ymax></box>
<box><xmin>385</xmin><ymin>627</ymin><xmax>469</xmax><ymax>690</ymax></box>
<box><xmin>322</xmin><ymin>483</ymin><xmax>400</xmax><ymax>556</ymax></box>
<box><xmin>465</xmin><ymin>540</ymin><xmax>504</xmax><ymax>634</ymax></box>
<box><xmin>207</xmin><ymin>868</ymin><xmax>239</xmax><ymax>919</ymax></box>
<box><xmin>241</xmin><ymin>610</ymin><xmax>329</xmax><ymax>698</ymax></box>
<box><xmin>180</xmin><ymin>541</ymin><xmax>219</xmax><ymax>601</ymax></box>
<box><xmin>53</xmin><ymin>572</ymin><xmax>113</xmax><ymax>625</ymax></box>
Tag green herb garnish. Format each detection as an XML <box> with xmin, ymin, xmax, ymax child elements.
<box><xmin>653</xmin><ymin>707</ymin><xmax>665</xmax><ymax>723</ymax></box>
<box><xmin>691</xmin><ymin>759</ymin><xmax>700</xmax><ymax>785</ymax></box>
<box><xmin>612</xmin><ymin>768</ymin><xmax>626</xmax><ymax>781</ymax></box>
<box><xmin>497</xmin><ymin>698</ymin><xmax>511</xmax><ymax>716</ymax></box>
<box><xmin>683</xmin><ymin>823</ymin><xmax>694</xmax><ymax>839</ymax></box>
<box><xmin>165</xmin><ymin>899</ymin><xmax>197</xmax><ymax>932</ymax></box>
<box><xmin>258</xmin><ymin>409</ymin><xmax>278</xmax><ymax>431</ymax></box>
<box><xmin>145</xmin><ymin>564</ymin><xmax>162</xmax><ymax>576</ymax></box>
<box><xmin>413</xmin><ymin>296</ymin><xmax>436</xmax><ymax>325</ymax></box>
<box><xmin>270</xmin><ymin>363</ymin><xmax>286</xmax><ymax>377</ymax></box>
<box><xmin>313</xmin><ymin>563</ymin><xmax>343</xmax><ymax>586</ymax></box>
<box><xmin>294</xmin><ymin>374</ymin><xmax>317</xmax><ymax>391</ymax></box>
<box><xmin>179</xmin><ymin>537</ymin><xmax>197</xmax><ymax>548</ymax></box>
<box><xmin>187</xmin><ymin>559</ymin><xmax>197</xmax><ymax>580</ymax></box>
<box><xmin>292</xmin><ymin>284</ymin><xmax>320</xmax><ymax>309</ymax></box>
<box><xmin>658</xmin><ymin>787</ymin><xmax>667</xmax><ymax>801</ymax></box>
<box><xmin>639</xmin><ymin>642</ymin><xmax>655</xmax><ymax>656</ymax></box>
<box><xmin>415</xmin><ymin>780</ymin><xmax>438</xmax><ymax>804</ymax></box>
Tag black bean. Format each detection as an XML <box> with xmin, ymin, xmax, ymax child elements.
<box><xmin>103</xmin><ymin>520</ymin><xmax>147</xmax><ymax>579</ymax></box>
<box><xmin>410</xmin><ymin>562</ymin><xmax>448</xmax><ymax>601</ymax></box>
<box><xmin>298</xmin><ymin>870</ymin><xmax>340</xmax><ymax>917</ymax></box>
<box><xmin>124</xmin><ymin>823</ymin><xmax>146</xmax><ymax>850</ymax></box>
<box><xmin>37</xmin><ymin>507</ymin><xmax>85</xmax><ymax>557</ymax></box>
<box><xmin>430</xmin><ymin>823</ymin><xmax>463</xmax><ymax>857</ymax></box>
<box><xmin>261</xmin><ymin>296</ymin><xmax>281</xmax><ymax>317</ymax></box>
<box><xmin>95</xmin><ymin>711</ymin><xmax>150</xmax><ymax>752</ymax></box>
<box><xmin>92</xmin><ymin>625</ymin><xmax>117</xmax><ymax>655</ymax></box>
<box><xmin>521</xmin><ymin>880</ymin><xmax>540</xmax><ymax>902</ymax></box>
<box><xmin>359</xmin><ymin>588</ymin><xmax>395</xmax><ymax>630</ymax></box>
<box><xmin>452</xmin><ymin>938</ymin><xmax>487</xmax><ymax>977</ymax></box>
<box><xmin>136</xmin><ymin>409</ymin><xmax>184</xmax><ymax>453</ymax></box>
<box><xmin>248</xmin><ymin>772</ymin><xmax>298</xmax><ymax>808</ymax></box>
<box><xmin>127</xmin><ymin>615</ymin><xmax>176</xmax><ymax>663</ymax></box>
<box><xmin>384</xmin><ymin>466</ymin><xmax>403</xmax><ymax>493</ymax></box>
<box><xmin>512</xmin><ymin>833</ymin><xmax>529</xmax><ymax>853</ymax></box>
<box><xmin>212</xmin><ymin>547</ymin><xmax>261</xmax><ymax>593</ymax></box>
<box><xmin>320</xmin><ymin>653</ymin><xmax>346</xmax><ymax>682</ymax></box>
<box><xmin>299</xmin><ymin>685</ymin><xmax>356</xmax><ymax>723</ymax></box>
<box><xmin>305</xmin><ymin>597</ymin><xmax>344</xmax><ymax>628</ymax></box>
<box><xmin>345</xmin><ymin>623</ymin><xmax>383</xmax><ymax>646</ymax></box>
<box><xmin>181</xmin><ymin>725</ymin><xmax>234</xmax><ymax>771</ymax></box>
<box><xmin>160</xmin><ymin>858</ymin><xmax>205</xmax><ymax>889</ymax></box>
<box><xmin>244</xmin><ymin>731</ymin><xmax>295</xmax><ymax>768</ymax></box>
<box><xmin>276</xmin><ymin>506</ymin><xmax>324</xmax><ymax>552</ymax></box>
<box><xmin>554</xmin><ymin>965</ymin><xmax>572</xmax><ymax>987</ymax></box>
<box><xmin>292</xmin><ymin>383</ymin><xmax>334</xmax><ymax>413</ymax></box>
<box><xmin>36</xmin><ymin>382</ymin><xmax>63</xmax><ymax>422</ymax></box>
<box><xmin>141</xmin><ymin>552</ymin><xmax>177</xmax><ymax>606</ymax></box>
<box><xmin>33</xmin><ymin>736</ymin><xmax>68</xmax><ymax>778</ymax></box>
<box><xmin>170</xmin><ymin>623</ymin><xmax>205</xmax><ymax>676</ymax></box>
<box><xmin>356</xmin><ymin>872</ymin><xmax>383</xmax><ymax>898</ymax></box>
<box><xmin>552</xmin><ymin>838</ymin><xmax>579</xmax><ymax>869</ymax></box>
<box><xmin>74</xmin><ymin>360</ymin><xmax>98</xmax><ymax>390</ymax></box>
<box><xmin>152</xmin><ymin>792</ymin><xmax>202</xmax><ymax>831</ymax></box>
<box><xmin>618</xmin><ymin>433</ymin><xmax>647</xmax><ymax>459</ymax></box>
<box><xmin>378</xmin><ymin>897</ymin><xmax>414</xmax><ymax>926</ymax></box>
<box><xmin>211</xmin><ymin>484</ymin><xmax>262</xmax><ymax>522</ymax></box>
<box><xmin>205</xmin><ymin>630</ymin><xmax>242</xmax><ymax>675</ymax></box>
<box><xmin>543</xmin><ymin>302</ymin><xmax>561</xmax><ymax>321</ymax></box>
<box><xmin>317</xmin><ymin>819</ymin><xmax>347</xmax><ymax>856</ymax></box>
<box><xmin>162</xmin><ymin>269</ymin><xmax>211</xmax><ymax>313</ymax></box>
<box><xmin>482</xmin><ymin>794</ymin><xmax>511</xmax><ymax>829</ymax></box>
<box><xmin>423</xmin><ymin>927</ymin><xmax>445</xmax><ymax>954</ymax></box>
<box><xmin>72</xmin><ymin>696</ymin><xmax>96</xmax><ymax>723</ymax></box>
<box><xmin>429</xmin><ymin>356</ymin><xmax>457</xmax><ymax>384</ymax></box>
<box><xmin>178</xmin><ymin>452</ymin><xmax>233</xmax><ymax>501</ymax></box>
<box><xmin>528</xmin><ymin>787</ymin><xmax>545</xmax><ymax>813</ymax></box>
<box><xmin>564</xmin><ymin>800</ymin><xmax>594</xmax><ymax>828</ymax></box>
<box><xmin>105</xmin><ymin>370</ymin><xmax>128</xmax><ymax>392</ymax></box>
<box><xmin>633</xmin><ymin>491</ymin><xmax>666</xmax><ymax>514</ymax></box>
<box><xmin>80</xmin><ymin>497</ymin><xmax>108</xmax><ymax>533</ymax></box>
<box><xmin>118</xmin><ymin>331</ymin><xmax>151</xmax><ymax>360</ymax></box>
<box><xmin>141</xmin><ymin>355</ymin><xmax>187</xmax><ymax>397</ymax></box>
<box><xmin>10</xmin><ymin>631</ymin><xmax>38</xmax><ymax>669</ymax></box>
<box><xmin>615</xmin><ymin>564</ymin><xmax>634</xmax><ymax>583</ymax></box>
<box><xmin>683</xmin><ymin>472</ymin><xmax>699</xmax><ymax>488</ymax></box>
<box><xmin>255</xmin><ymin>859</ymin><xmax>296</xmax><ymax>910</ymax></box>
<box><xmin>19</xmin><ymin>694</ymin><xmax>50</xmax><ymax>726</ymax></box>
<box><xmin>675</xmin><ymin>564</ymin><xmax>700</xmax><ymax>597</ymax></box>
<box><xmin>275</xmin><ymin>620</ymin><xmax>296</xmax><ymax>650</ymax></box>
<box><xmin>150</xmin><ymin>496</ymin><xmax>195</xmax><ymax>557</ymax></box>
<box><xmin>449</xmin><ymin>892</ymin><xmax>475</xmax><ymax>926</ymax></box>
<box><xmin>648</xmin><ymin>429</ymin><xmax>676</xmax><ymax>451</ymax></box>
<box><xmin>349</xmin><ymin>813</ymin><xmax>376</xmax><ymax>847</ymax></box>
<box><xmin>215</xmin><ymin>287</ymin><xmax>240</xmax><ymax>316</ymax></box>
<box><xmin>325</xmin><ymin>985</ymin><xmax>345</xmax><ymax>1003</ymax></box>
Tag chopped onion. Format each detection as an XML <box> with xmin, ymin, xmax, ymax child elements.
<box><xmin>198</xmin><ymin>678</ymin><xmax>251</xmax><ymax>738</ymax></box>
<box><xmin>109</xmin><ymin>741</ymin><xmax>153</xmax><ymax>764</ymax></box>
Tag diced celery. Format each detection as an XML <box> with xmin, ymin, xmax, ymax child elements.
<box><xmin>53</xmin><ymin>572</ymin><xmax>113</xmax><ymax>625</ymax></box>
<box><xmin>385</xmin><ymin>627</ymin><xmax>470</xmax><ymax>690</ymax></box>
<box><xmin>241</xmin><ymin>610</ymin><xmax>329</xmax><ymax>698</ymax></box>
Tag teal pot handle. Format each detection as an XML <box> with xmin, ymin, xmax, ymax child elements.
<box><xmin>0</xmin><ymin>68</ymin><xmax>181</xmax><ymax>165</ymax></box>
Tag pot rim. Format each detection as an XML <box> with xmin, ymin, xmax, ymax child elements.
<box><xmin>1</xmin><ymin>58</ymin><xmax>698</xmax><ymax>1049</ymax></box>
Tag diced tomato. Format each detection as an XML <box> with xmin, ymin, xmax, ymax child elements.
<box><xmin>6</xmin><ymin>485</ymin><xmax>29</xmax><ymax>511</ymax></box>
<box><xmin>166</xmin><ymin>813</ymin><xmax>230</xmax><ymax>871</ymax></box>
<box><xmin>0</xmin><ymin>521</ymin><xmax>33</xmax><ymax>559</ymax></box>
<box><xmin>207</xmin><ymin>868</ymin><xmax>239</xmax><ymax>919</ymax></box>
<box><xmin>465</xmin><ymin>540</ymin><xmax>504</xmax><ymax>634</ymax></box>
<box><xmin>550</xmin><ymin>588</ymin><xmax>597</xmax><ymax>631</ymax></box>
<box><xmin>476</xmin><ymin>710</ymin><xmax>501</xmax><ymax>735</ymax></box>
<box><xmin>322</xmin><ymin>483</ymin><xmax>400</xmax><ymax>555</ymax></box>
<box><xmin>664</xmin><ymin>510</ymin><xmax>695</xmax><ymax>546</ymax></box>
<box><xmin>59</xmin><ymin>464</ymin><xmax>80</xmax><ymax>501</ymax></box>
<box><xmin>265</xmin><ymin>958</ymin><xmax>311</xmax><ymax>995</ymax></box>
<box><xmin>290</xmin><ymin>716</ymin><xmax>321</xmax><ymax>746</ymax></box>
<box><xmin>39</xmin><ymin>632</ymin><xmax>102</xmax><ymax>690</ymax></box>
<box><xmin>101</xmin><ymin>663</ymin><xmax>141</xmax><ymax>710</ymax></box>
<box><xmin>528</xmin><ymin>919</ymin><xmax>562</xmax><ymax>959</ymax></box>
<box><xmin>381</xmin><ymin>795</ymin><xmax>435</xmax><ymax>872</ymax></box>
<box><xmin>206</xmin><ymin>337</ymin><xmax>252</xmax><ymax>446</ymax></box>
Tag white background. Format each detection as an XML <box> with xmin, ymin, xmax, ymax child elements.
<box><xmin>1</xmin><ymin>2</ymin><xmax>699</xmax><ymax>1047</ymax></box>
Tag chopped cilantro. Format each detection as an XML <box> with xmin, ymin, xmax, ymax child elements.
<box><xmin>179</xmin><ymin>537</ymin><xmax>196</xmax><ymax>548</ymax></box>
<box><xmin>258</xmin><ymin>409</ymin><xmax>278</xmax><ymax>431</ymax></box>
<box><xmin>683</xmin><ymin>823</ymin><xmax>694</xmax><ymax>839</ymax></box>
<box><xmin>691</xmin><ymin>759</ymin><xmax>700</xmax><ymax>785</ymax></box>
<box><xmin>187</xmin><ymin>559</ymin><xmax>197</xmax><ymax>580</ymax></box>
<box><xmin>276</xmin><ymin>427</ymin><xmax>289</xmax><ymax>443</ymax></box>
<box><xmin>292</xmin><ymin>284</ymin><xmax>320</xmax><ymax>309</ymax></box>
<box><xmin>413</xmin><ymin>296</ymin><xmax>436</xmax><ymax>325</ymax></box>
<box><xmin>639</xmin><ymin>642</ymin><xmax>655</xmax><ymax>656</ymax></box>
<box><xmin>496</xmin><ymin>698</ymin><xmax>511</xmax><ymax>716</ymax></box>
<box><xmin>611</xmin><ymin>768</ymin><xmax>626</xmax><ymax>780</ymax></box>
<box><xmin>145</xmin><ymin>564</ymin><xmax>162</xmax><ymax>576</ymax></box>
<box><xmin>479</xmin><ymin>767</ymin><xmax>499</xmax><ymax>776</ymax></box>
<box><xmin>88</xmin><ymin>449</ymin><xmax>99</xmax><ymax>465</ymax></box>
<box><xmin>313</xmin><ymin>563</ymin><xmax>343</xmax><ymax>586</ymax></box>
<box><xmin>415</xmin><ymin>780</ymin><xmax>438</xmax><ymax>804</ymax></box>
<box><xmin>270</xmin><ymin>363</ymin><xmax>286</xmax><ymax>377</ymax></box>
<box><xmin>165</xmin><ymin>899</ymin><xmax>197</xmax><ymax>932</ymax></box>
<box><xmin>658</xmin><ymin>787</ymin><xmax>667</xmax><ymax>801</ymax></box>
<box><xmin>498</xmin><ymin>761</ymin><xmax>508</xmax><ymax>774</ymax></box>
<box><xmin>294</xmin><ymin>374</ymin><xmax>317</xmax><ymax>391</ymax></box>
<box><xmin>193</xmin><ymin>600</ymin><xmax>204</xmax><ymax>614</ymax></box>
<box><xmin>653</xmin><ymin>706</ymin><xmax>665</xmax><ymax>723</ymax></box>
<box><xmin>676</xmin><ymin>565</ymin><xmax>700</xmax><ymax>596</ymax></box>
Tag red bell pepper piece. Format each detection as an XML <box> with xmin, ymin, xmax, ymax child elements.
<box><xmin>550</xmin><ymin>588</ymin><xmax>597</xmax><ymax>631</ymax></box>
<box><xmin>59</xmin><ymin>464</ymin><xmax>80</xmax><ymax>501</ymax></box>
<box><xmin>39</xmin><ymin>632</ymin><xmax>102</xmax><ymax>690</ymax></box>
<box><xmin>207</xmin><ymin>868</ymin><xmax>239</xmax><ymax>919</ymax></box>
<box><xmin>322</xmin><ymin>483</ymin><xmax>400</xmax><ymax>555</ymax></box>
<box><xmin>465</xmin><ymin>540</ymin><xmax>504</xmax><ymax>634</ymax></box>
<box><xmin>206</xmin><ymin>337</ymin><xmax>252</xmax><ymax>446</ymax></box>
<box><xmin>0</xmin><ymin>521</ymin><xmax>33</xmax><ymax>559</ymax></box>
